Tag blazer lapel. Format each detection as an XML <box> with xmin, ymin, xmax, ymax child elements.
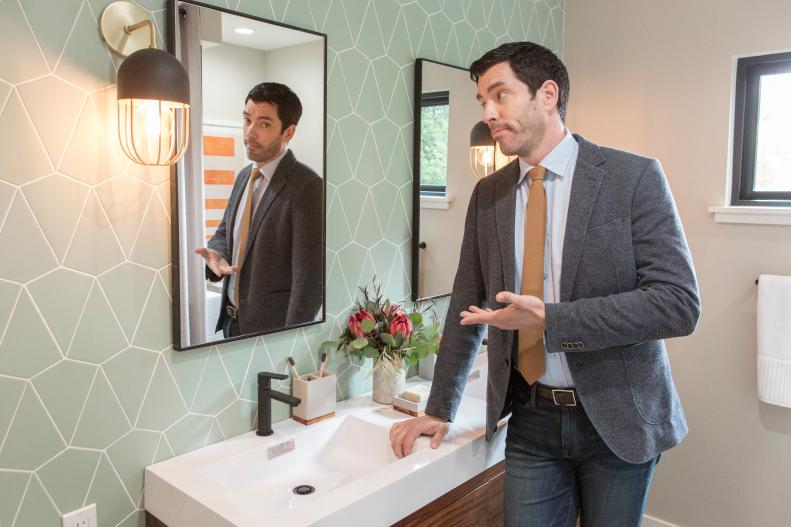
<box><xmin>240</xmin><ymin>150</ymin><xmax>294</xmax><ymax>266</ymax></box>
<box><xmin>560</xmin><ymin>135</ymin><xmax>606</xmax><ymax>301</ymax></box>
<box><xmin>495</xmin><ymin>160</ymin><xmax>520</xmax><ymax>295</ymax></box>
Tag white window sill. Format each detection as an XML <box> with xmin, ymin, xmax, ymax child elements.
<box><xmin>708</xmin><ymin>206</ymin><xmax>791</xmax><ymax>225</ymax></box>
<box><xmin>420</xmin><ymin>195</ymin><xmax>452</xmax><ymax>210</ymax></box>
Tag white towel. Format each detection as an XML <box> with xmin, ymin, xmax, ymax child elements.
<box><xmin>757</xmin><ymin>274</ymin><xmax>791</xmax><ymax>408</ymax></box>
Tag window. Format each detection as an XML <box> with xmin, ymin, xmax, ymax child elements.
<box><xmin>731</xmin><ymin>51</ymin><xmax>791</xmax><ymax>205</ymax></box>
<box><xmin>419</xmin><ymin>91</ymin><xmax>449</xmax><ymax>197</ymax></box>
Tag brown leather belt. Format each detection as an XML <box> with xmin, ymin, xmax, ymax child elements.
<box><xmin>511</xmin><ymin>369</ymin><xmax>578</xmax><ymax>406</ymax></box>
<box><xmin>534</xmin><ymin>384</ymin><xmax>578</xmax><ymax>406</ymax></box>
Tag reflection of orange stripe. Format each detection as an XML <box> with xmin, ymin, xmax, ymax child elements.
<box><xmin>205</xmin><ymin>199</ymin><xmax>228</xmax><ymax>209</ymax></box>
<box><xmin>206</xmin><ymin>219</ymin><xmax>221</xmax><ymax>227</ymax></box>
<box><xmin>204</xmin><ymin>169</ymin><xmax>235</xmax><ymax>184</ymax></box>
<box><xmin>206</xmin><ymin>235</ymin><xmax>213</xmax><ymax>241</ymax></box>
<box><xmin>203</xmin><ymin>136</ymin><xmax>234</xmax><ymax>156</ymax></box>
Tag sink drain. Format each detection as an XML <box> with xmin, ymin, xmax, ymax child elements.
<box><xmin>293</xmin><ymin>485</ymin><xmax>315</xmax><ymax>496</ymax></box>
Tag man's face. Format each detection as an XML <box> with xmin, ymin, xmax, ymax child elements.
<box><xmin>475</xmin><ymin>61</ymin><xmax>547</xmax><ymax>158</ymax></box>
<box><xmin>242</xmin><ymin>100</ymin><xmax>295</xmax><ymax>163</ymax></box>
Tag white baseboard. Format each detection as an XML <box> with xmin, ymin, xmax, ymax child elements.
<box><xmin>643</xmin><ymin>514</ymin><xmax>681</xmax><ymax>527</ymax></box>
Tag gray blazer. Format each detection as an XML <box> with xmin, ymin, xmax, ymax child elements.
<box><xmin>425</xmin><ymin>134</ymin><xmax>700</xmax><ymax>464</ymax></box>
<box><xmin>207</xmin><ymin>150</ymin><xmax>323</xmax><ymax>334</ymax></box>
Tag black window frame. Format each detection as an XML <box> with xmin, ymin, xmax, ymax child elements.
<box><xmin>731</xmin><ymin>51</ymin><xmax>791</xmax><ymax>206</ymax></box>
<box><xmin>418</xmin><ymin>90</ymin><xmax>450</xmax><ymax>197</ymax></box>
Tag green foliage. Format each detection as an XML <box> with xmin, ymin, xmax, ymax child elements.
<box><xmin>419</xmin><ymin>104</ymin><xmax>449</xmax><ymax>188</ymax></box>
<box><xmin>329</xmin><ymin>278</ymin><xmax>441</xmax><ymax>371</ymax></box>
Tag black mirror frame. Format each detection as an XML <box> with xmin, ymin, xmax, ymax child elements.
<box><xmin>166</xmin><ymin>0</ymin><xmax>328</xmax><ymax>351</ymax></box>
<box><xmin>410</xmin><ymin>58</ymin><xmax>470</xmax><ymax>303</ymax></box>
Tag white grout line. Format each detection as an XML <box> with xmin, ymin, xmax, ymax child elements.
<box><xmin>160</xmin><ymin>351</ymin><xmax>192</xmax><ymax>417</ymax></box>
<box><xmin>102</xmin><ymin>449</ymin><xmax>137</xmax><ymax>511</ymax></box>
<box><xmin>186</xmin><ymin>348</ymin><xmax>211</xmax><ymax>413</ymax></box>
<box><xmin>27</xmin><ymin>380</ymin><xmax>68</xmax><ymax>448</ymax></box>
<box><xmin>127</xmin><ymin>267</ymin><xmax>157</xmax><ymax>350</ymax></box>
<box><xmin>48</xmin><ymin>0</ymin><xmax>86</xmax><ymax>74</ymax></box>
<box><xmin>99</xmin><ymin>366</ymin><xmax>134</xmax><ymax>430</ymax></box>
<box><xmin>0</xmin><ymin>380</ymin><xmax>28</xmax><ymax>455</ymax></box>
<box><xmin>58</xmin><ymin>169</ymin><xmax>93</xmax><ymax>267</ymax></box>
<box><xmin>13</xmin><ymin>0</ymin><xmax>53</xmax><ymax>75</ymax></box>
<box><xmin>123</xmin><ymin>187</ymin><xmax>156</xmax><ymax>263</ymax></box>
<box><xmin>94</xmin><ymin>279</ymin><xmax>132</xmax><ymax>349</ymax></box>
<box><xmin>68</xmin><ymin>366</ymin><xmax>99</xmax><ymax>446</ymax></box>
<box><xmin>32</xmin><ymin>471</ymin><xmax>64</xmax><ymax>516</ymax></box>
<box><xmin>0</xmin><ymin>284</ymin><xmax>22</xmax><ymax>358</ymax></box>
<box><xmin>130</xmin><ymin>351</ymin><xmax>162</xmax><ymax>429</ymax></box>
<box><xmin>81</xmin><ymin>448</ymin><xmax>104</xmax><ymax>508</ymax></box>
<box><xmin>10</xmin><ymin>471</ymin><xmax>33</xmax><ymax>527</ymax></box>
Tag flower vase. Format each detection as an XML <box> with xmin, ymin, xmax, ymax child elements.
<box><xmin>372</xmin><ymin>364</ymin><xmax>406</xmax><ymax>404</ymax></box>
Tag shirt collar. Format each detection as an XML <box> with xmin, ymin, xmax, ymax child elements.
<box><xmin>252</xmin><ymin>147</ymin><xmax>288</xmax><ymax>181</ymax></box>
<box><xmin>517</xmin><ymin>130</ymin><xmax>576</xmax><ymax>184</ymax></box>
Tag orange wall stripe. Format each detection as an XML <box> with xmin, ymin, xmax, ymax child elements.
<box><xmin>204</xmin><ymin>169</ymin><xmax>235</xmax><ymax>184</ymax></box>
<box><xmin>205</xmin><ymin>219</ymin><xmax>221</xmax><ymax>228</ymax></box>
<box><xmin>205</xmin><ymin>199</ymin><xmax>228</xmax><ymax>209</ymax></box>
<box><xmin>203</xmin><ymin>136</ymin><xmax>235</xmax><ymax>156</ymax></box>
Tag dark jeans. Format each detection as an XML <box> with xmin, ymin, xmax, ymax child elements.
<box><xmin>504</xmin><ymin>377</ymin><xmax>659</xmax><ymax>527</ymax></box>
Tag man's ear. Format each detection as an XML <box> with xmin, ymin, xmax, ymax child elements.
<box><xmin>282</xmin><ymin>124</ymin><xmax>297</xmax><ymax>142</ymax></box>
<box><xmin>540</xmin><ymin>80</ymin><xmax>559</xmax><ymax>113</ymax></box>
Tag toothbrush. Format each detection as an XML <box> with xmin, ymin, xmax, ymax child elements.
<box><xmin>318</xmin><ymin>352</ymin><xmax>328</xmax><ymax>377</ymax></box>
<box><xmin>286</xmin><ymin>356</ymin><xmax>301</xmax><ymax>379</ymax></box>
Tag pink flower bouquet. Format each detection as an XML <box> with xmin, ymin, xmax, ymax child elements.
<box><xmin>331</xmin><ymin>281</ymin><xmax>440</xmax><ymax>372</ymax></box>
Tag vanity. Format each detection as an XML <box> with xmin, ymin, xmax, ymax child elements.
<box><xmin>144</xmin><ymin>352</ymin><xmax>507</xmax><ymax>526</ymax></box>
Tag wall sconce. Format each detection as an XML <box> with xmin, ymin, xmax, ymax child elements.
<box><xmin>99</xmin><ymin>1</ymin><xmax>190</xmax><ymax>166</ymax></box>
<box><xmin>468</xmin><ymin>121</ymin><xmax>515</xmax><ymax>179</ymax></box>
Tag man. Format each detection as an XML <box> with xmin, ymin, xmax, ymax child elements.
<box><xmin>196</xmin><ymin>82</ymin><xmax>323</xmax><ymax>338</ymax></box>
<box><xmin>390</xmin><ymin>42</ymin><xmax>700</xmax><ymax>526</ymax></box>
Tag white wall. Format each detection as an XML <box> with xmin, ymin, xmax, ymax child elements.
<box><xmin>201</xmin><ymin>40</ymin><xmax>324</xmax><ymax>177</ymax></box>
<box><xmin>201</xmin><ymin>43</ymin><xmax>267</xmax><ymax>125</ymax></box>
<box><xmin>264</xmin><ymin>40</ymin><xmax>325</xmax><ymax>177</ymax></box>
<box><xmin>564</xmin><ymin>1</ymin><xmax>791</xmax><ymax>526</ymax></box>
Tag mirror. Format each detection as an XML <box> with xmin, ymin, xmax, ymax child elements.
<box><xmin>411</xmin><ymin>59</ymin><xmax>481</xmax><ymax>301</ymax></box>
<box><xmin>168</xmin><ymin>0</ymin><xmax>326</xmax><ymax>350</ymax></box>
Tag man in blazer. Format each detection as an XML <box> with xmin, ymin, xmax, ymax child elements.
<box><xmin>196</xmin><ymin>83</ymin><xmax>323</xmax><ymax>337</ymax></box>
<box><xmin>390</xmin><ymin>43</ymin><xmax>700</xmax><ymax>526</ymax></box>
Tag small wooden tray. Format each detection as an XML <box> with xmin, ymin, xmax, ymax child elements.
<box><xmin>393</xmin><ymin>406</ymin><xmax>425</xmax><ymax>417</ymax></box>
<box><xmin>293</xmin><ymin>411</ymin><xmax>335</xmax><ymax>426</ymax></box>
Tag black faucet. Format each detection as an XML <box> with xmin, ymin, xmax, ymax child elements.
<box><xmin>257</xmin><ymin>372</ymin><xmax>301</xmax><ymax>436</ymax></box>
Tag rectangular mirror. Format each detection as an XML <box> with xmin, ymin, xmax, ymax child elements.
<box><xmin>168</xmin><ymin>0</ymin><xmax>326</xmax><ymax>350</ymax></box>
<box><xmin>411</xmin><ymin>59</ymin><xmax>480</xmax><ymax>301</ymax></box>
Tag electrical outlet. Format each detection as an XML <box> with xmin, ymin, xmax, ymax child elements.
<box><xmin>61</xmin><ymin>503</ymin><xmax>96</xmax><ymax>527</ymax></box>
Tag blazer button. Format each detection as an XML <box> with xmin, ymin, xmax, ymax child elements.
<box><xmin>239</xmin><ymin>298</ymin><xmax>246</xmax><ymax>305</ymax></box>
<box><xmin>577</xmin><ymin>342</ymin><xmax>584</xmax><ymax>349</ymax></box>
<box><xmin>560</xmin><ymin>342</ymin><xmax>568</xmax><ymax>350</ymax></box>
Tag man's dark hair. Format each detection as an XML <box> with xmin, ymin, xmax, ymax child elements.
<box><xmin>245</xmin><ymin>82</ymin><xmax>302</xmax><ymax>131</ymax></box>
<box><xmin>470</xmin><ymin>42</ymin><xmax>570</xmax><ymax>122</ymax></box>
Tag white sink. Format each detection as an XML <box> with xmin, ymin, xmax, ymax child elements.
<box><xmin>145</xmin><ymin>352</ymin><xmax>506</xmax><ymax>527</ymax></box>
<box><xmin>200</xmin><ymin>414</ymin><xmax>397</xmax><ymax>512</ymax></box>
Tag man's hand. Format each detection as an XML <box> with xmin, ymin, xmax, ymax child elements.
<box><xmin>460</xmin><ymin>291</ymin><xmax>546</xmax><ymax>330</ymax></box>
<box><xmin>390</xmin><ymin>414</ymin><xmax>449</xmax><ymax>458</ymax></box>
<box><xmin>194</xmin><ymin>247</ymin><xmax>238</xmax><ymax>277</ymax></box>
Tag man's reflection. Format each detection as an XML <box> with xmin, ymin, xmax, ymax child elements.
<box><xmin>195</xmin><ymin>82</ymin><xmax>323</xmax><ymax>337</ymax></box>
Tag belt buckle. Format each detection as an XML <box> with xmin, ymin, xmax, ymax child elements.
<box><xmin>552</xmin><ymin>389</ymin><xmax>577</xmax><ymax>406</ymax></box>
<box><xmin>226</xmin><ymin>305</ymin><xmax>238</xmax><ymax>319</ymax></box>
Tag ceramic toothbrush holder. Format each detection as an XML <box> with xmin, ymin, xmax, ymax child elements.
<box><xmin>292</xmin><ymin>371</ymin><xmax>336</xmax><ymax>425</ymax></box>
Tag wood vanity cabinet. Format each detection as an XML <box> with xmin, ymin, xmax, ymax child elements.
<box><xmin>392</xmin><ymin>460</ymin><xmax>505</xmax><ymax>527</ymax></box>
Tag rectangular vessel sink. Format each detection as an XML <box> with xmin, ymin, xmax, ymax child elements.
<box><xmin>200</xmin><ymin>414</ymin><xmax>397</xmax><ymax>512</ymax></box>
<box><xmin>145</xmin><ymin>351</ymin><xmax>505</xmax><ymax>526</ymax></box>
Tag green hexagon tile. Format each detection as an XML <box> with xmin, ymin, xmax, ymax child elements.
<box><xmin>0</xmin><ymin>0</ymin><xmax>563</xmax><ymax>524</ymax></box>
